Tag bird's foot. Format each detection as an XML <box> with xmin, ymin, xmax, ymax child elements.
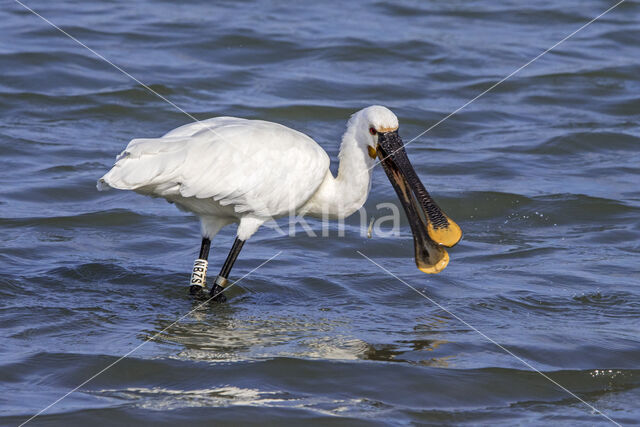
<box><xmin>210</xmin><ymin>284</ymin><xmax>227</xmax><ymax>303</ymax></box>
<box><xmin>189</xmin><ymin>284</ymin><xmax>209</xmax><ymax>301</ymax></box>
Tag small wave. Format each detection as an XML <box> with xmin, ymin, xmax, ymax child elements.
<box><xmin>0</xmin><ymin>208</ymin><xmax>149</xmax><ymax>228</ymax></box>
<box><xmin>506</xmin><ymin>131</ymin><xmax>640</xmax><ymax>156</ymax></box>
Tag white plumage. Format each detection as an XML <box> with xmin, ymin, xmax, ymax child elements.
<box><xmin>98</xmin><ymin>105</ymin><xmax>461</xmax><ymax>283</ymax></box>
<box><xmin>98</xmin><ymin>106</ymin><xmax>396</xmax><ymax>241</ymax></box>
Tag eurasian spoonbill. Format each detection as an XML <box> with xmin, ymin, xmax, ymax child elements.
<box><xmin>97</xmin><ymin>106</ymin><xmax>462</xmax><ymax>301</ymax></box>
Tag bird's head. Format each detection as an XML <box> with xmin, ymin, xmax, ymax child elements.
<box><xmin>356</xmin><ymin>105</ymin><xmax>462</xmax><ymax>274</ymax></box>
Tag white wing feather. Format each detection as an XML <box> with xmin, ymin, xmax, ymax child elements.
<box><xmin>98</xmin><ymin>118</ymin><xmax>330</xmax><ymax>218</ymax></box>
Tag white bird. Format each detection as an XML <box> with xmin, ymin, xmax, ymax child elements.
<box><xmin>98</xmin><ymin>106</ymin><xmax>461</xmax><ymax>301</ymax></box>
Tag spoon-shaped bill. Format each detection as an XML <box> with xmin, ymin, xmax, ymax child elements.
<box><xmin>376</xmin><ymin>130</ymin><xmax>462</xmax><ymax>273</ymax></box>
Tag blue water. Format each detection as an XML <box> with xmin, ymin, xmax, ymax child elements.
<box><xmin>1</xmin><ymin>0</ymin><xmax>639</xmax><ymax>425</ymax></box>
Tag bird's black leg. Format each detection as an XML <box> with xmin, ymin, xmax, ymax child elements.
<box><xmin>189</xmin><ymin>237</ymin><xmax>211</xmax><ymax>300</ymax></box>
<box><xmin>210</xmin><ymin>238</ymin><xmax>245</xmax><ymax>303</ymax></box>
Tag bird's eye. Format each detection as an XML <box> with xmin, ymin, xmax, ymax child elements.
<box><xmin>369</xmin><ymin>127</ymin><xmax>377</xmax><ymax>135</ymax></box>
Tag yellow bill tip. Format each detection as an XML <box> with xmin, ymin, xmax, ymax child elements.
<box><xmin>417</xmin><ymin>247</ymin><xmax>450</xmax><ymax>274</ymax></box>
<box><xmin>428</xmin><ymin>218</ymin><xmax>462</xmax><ymax>248</ymax></box>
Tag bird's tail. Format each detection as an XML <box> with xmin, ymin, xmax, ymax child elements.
<box><xmin>97</xmin><ymin>137</ymin><xmax>186</xmax><ymax>194</ymax></box>
<box><xmin>96</xmin><ymin>176</ymin><xmax>111</xmax><ymax>191</ymax></box>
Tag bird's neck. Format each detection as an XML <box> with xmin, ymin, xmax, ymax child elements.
<box><xmin>303</xmin><ymin>128</ymin><xmax>373</xmax><ymax>218</ymax></box>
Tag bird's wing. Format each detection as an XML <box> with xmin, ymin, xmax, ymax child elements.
<box><xmin>98</xmin><ymin>118</ymin><xmax>330</xmax><ymax>218</ymax></box>
<box><xmin>161</xmin><ymin>116</ymin><xmax>242</xmax><ymax>138</ymax></box>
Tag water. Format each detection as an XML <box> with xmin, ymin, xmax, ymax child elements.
<box><xmin>1</xmin><ymin>0</ymin><xmax>639</xmax><ymax>425</ymax></box>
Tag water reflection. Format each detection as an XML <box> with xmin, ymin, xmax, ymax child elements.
<box><xmin>144</xmin><ymin>297</ymin><xmax>456</xmax><ymax>367</ymax></box>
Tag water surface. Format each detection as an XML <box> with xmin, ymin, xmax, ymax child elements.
<box><xmin>1</xmin><ymin>0</ymin><xmax>639</xmax><ymax>425</ymax></box>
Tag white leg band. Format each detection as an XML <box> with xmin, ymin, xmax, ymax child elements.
<box><xmin>190</xmin><ymin>259</ymin><xmax>208</xmax><ymax>288</ymax></box>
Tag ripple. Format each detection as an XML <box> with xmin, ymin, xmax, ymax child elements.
<box><xmin>2</xmin><ymin>0</ymin><xmax>640</xmax><ymax>423</ymax></box>
<box><xmin>507</xmin><ymin>131</ymin><xmax>640</xmax><ymax>155</ymax></box>
<box><xmin>0</xmin><ymin>209</ymin><xmax>148</xmax><ymax>228</ymax></box>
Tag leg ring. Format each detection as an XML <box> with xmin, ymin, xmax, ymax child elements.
<box><xmin>214</xmin><ymin>275</ymin><xmax>228</xmax><ymax>288</ymax></box>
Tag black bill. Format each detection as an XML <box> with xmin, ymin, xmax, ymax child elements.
<box><xmin>377</xmin><ymin>130</ymin><xmax>462</xmax><ymax>273</ymax></box>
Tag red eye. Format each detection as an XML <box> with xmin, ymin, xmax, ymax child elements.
<box><xmin>369</xmin><ymin>127</ymin><xmax>377</xmax><ymax>135</ymax></box>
